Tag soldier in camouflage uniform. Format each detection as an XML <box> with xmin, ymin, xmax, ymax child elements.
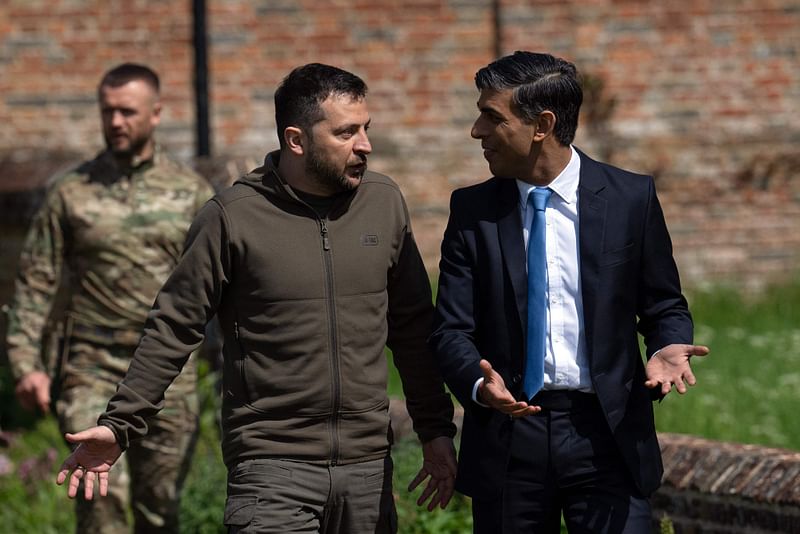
<box><xmin>5</xmin><ymin>63</ymin><xmax>214</xmax><ymax>534</ymax></box>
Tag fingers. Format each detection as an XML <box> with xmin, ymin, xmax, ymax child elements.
<box><xmin>411</xmin><ymin>470</ymin><xmax>455</xmax><ymax>511</ymax></box>
<box><xmin>407</xmin><ymin>469</ymin><xmax>426</xmax><ymax>492</ymax></box>
<box><xmin>56</xmin><ymin>466</ymin><xmax>69</xmax><ymax>486</ymax></box>
<box><xmin>509</xmin><ymin>405</ymin><xmax>541</xmax><ymax>418</ymax></box>
<box><xmin>688</xmin><ymin>344</ymin><xmax>710</xmax><ymax>356</ymax></box>
<box><xmin>64</xmin><ymin>426</ymin><xmax>108</xmax><ymax>444</ymax></box>
<box><xmin>67</xmin><ymin>466</ymin><xmax>85</xmax><ymax>499</ymax></box>
<box><xmin>684</xmin><ymin>369</ymin><xmax>697</xmax><ymax>387</ymax></box>
<box><xmin>478</xmin><ymin>359</ymin><xmax>494</xmax><ymax>381</ymax></box>
<box><xmin>15</xmin><ymin>373</ymin><xmax>52</xmax><ymax>414</ymax></box>
<box><xmin>438</xmin><ymin>483</ymin><xmax>455</xmax><ymax>509</ymax></box>
<box><xmin>416</xmin><ymin>478</ymin><xmax>437</xmax><ymax>510</ymax></box>
<box><xmin>57</xmin><ymin>453</ymin><xmax>81</xmax><ymax>487</ymax></box>
<box><xmin>646</xmin><ymin>372</ymin><xmax>696</xmax><ymax>395</ymax></box>
<box><xmin>84</xmin><ymin>470</ymin><xmax>95</xmax><ymax>501</ymax></box>
<box><xmin>64</xmin><ymin>431</ymin><xmax>88</xmax><ymax>444</ymax></box>
<box><xmin>57</xmin><ymin>452</ymin><xmax>110</xmax><ymax>500</ymax></box>
<box><xmin>36</xmin><ymin>390</ymin><xmax>51</xmax><ymax>414</ymax></box>
<box><xmin>98</xmin><ymin>472</ymin><xmax>109</xmax><ymax>497</ymax></box>
<box><xmin>495</xmin><ymin>399</ymin><xmax>540</xmax><ymax>418</ymax></box>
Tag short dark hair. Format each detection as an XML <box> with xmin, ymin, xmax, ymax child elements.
<box><xmin>274</xmin><ymin>63</ymin><xmax>368</xmax><ymax>148</ymax></box>
<box><xmin>98</xmin><ymin>63</ymin><xmax>160</xmax><ymax>94</ymax></box>
<box><xmin>475</xmin><ymin>51</ymin><xmax>582</xmax><ymax>146</ymax></box>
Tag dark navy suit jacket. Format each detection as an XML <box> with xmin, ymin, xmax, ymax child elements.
<box><xmin>429</xmin><ymin>149</ymin><xmax>693</xmax><ymax>499</ymax></box>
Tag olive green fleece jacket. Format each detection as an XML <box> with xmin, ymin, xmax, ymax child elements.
<box><xmin>99</xmin><ymin>151</ymin><xmax>456</xmax><ymax>468</ymax></box>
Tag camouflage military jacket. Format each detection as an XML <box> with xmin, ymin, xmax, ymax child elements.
<box><xmin>5</xmin><ymin>148</ymin><xmax>214</xmax><ymax>379</ymax></box>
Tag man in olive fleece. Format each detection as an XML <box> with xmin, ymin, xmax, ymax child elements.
<box><xmin>6</xmin><ymin>63</ymin><xmax>214</xmax><ymax>533</ymax></box>
<box><xmin>56</xmin><ymin>63</ymin><xmax>458</xmax><ymax>533</ymax></box>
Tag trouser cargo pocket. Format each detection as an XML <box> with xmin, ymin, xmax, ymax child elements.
<box><xmin>223</xmin><ymin>495</ymin><xmax>256</xmax><ymax>531</ymax></box>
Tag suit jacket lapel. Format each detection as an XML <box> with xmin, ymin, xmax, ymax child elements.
<box><xmin>496</xmin><ymin>179</ymin><xmax>527</xmax><ymax>331</ymax></box>
<box><xmin>577</xmin><ymin>151</ymin><xmax>607</xmax><ymax>361</ymax></box>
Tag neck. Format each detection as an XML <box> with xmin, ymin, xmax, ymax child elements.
<box><xmin>523</xmin><ymin>143</ymin><xmax>572</xmax><ymax>187</ymax></box>
<box><xmin>277</xmin><ymin>149</ymin><xmax>303</xmax><ymax>188</ymax></box>
<box><xmin>113</xmin><ymin>141</ymin><xmax>155</xmax><ymax>168</ymax></box>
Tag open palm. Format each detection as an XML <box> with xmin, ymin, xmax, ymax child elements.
<box><xmin>56</xmin><ymin>425</ymin><xmax>122</xmax><ymax>499</ymax></box>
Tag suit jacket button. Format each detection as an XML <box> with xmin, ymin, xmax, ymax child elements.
<box><xmin>511</xmin><ymin>374</ymin><xmax>522</xmax><ymax>385</ymax></box>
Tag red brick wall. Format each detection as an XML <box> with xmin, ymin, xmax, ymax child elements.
<box><xmin>1</xmin><ymin>0</ymin><xmax>799</xmax><ymax>289</ymax></box>
<box><xmin>0</xmin><ymin>1</ymin><xmax>197</xmax><ymax>159</ymax></box>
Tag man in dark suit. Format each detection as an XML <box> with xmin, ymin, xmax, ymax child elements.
<box><xmin>429</xmin><ymin>51</ymin><xmax>709</xmax><ymax>533</ymax></box>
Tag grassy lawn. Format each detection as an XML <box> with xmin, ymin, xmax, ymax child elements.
<box><xmin>1</xmin><ymin>278</ymin><xmax>798</xmax><ymax>532</ymax></box>
<box><xmin>654</xmin><ymin>282</ymin><xmax>800</xmax><ymax>450</ymax></box>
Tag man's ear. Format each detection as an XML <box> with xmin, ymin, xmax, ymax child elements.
<box><xmin>284</xmin><ymin>126</ymin><xmax>305</xmax><ymax>155</ymax></box>
<box><xmin>533</xmin><ymin>111</ymin><xmax>556</xmax><ymax>142</ymax></box>
<box><xmin>150</xmin><ymin>101</ymin><xmax>163</xmax><ymax>127</ymax></box>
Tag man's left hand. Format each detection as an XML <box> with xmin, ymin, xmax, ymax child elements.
<box><xmin>645</xmin><ymin>343</ymin><xmax>710</xmax><ymax>396</ymax></box>
<box><xmin>407</xmin><ymin>436</ymin><xmax>457</xmax><ymax>511</ymax></box>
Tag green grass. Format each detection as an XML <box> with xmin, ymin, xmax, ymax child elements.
<box><xmin>0</xmin><ymin>417</ymin><xmax>72</xmax><ymax>534</ymax></box>
<box><xmin>653</xmin><ymin>280</ymin><xmax>800</xmax><ymax>450</ymax></box>
<box><xmin>2</xmin><ymin>278</ymin><xmax>799</xmax><ymax>532</ymax></box>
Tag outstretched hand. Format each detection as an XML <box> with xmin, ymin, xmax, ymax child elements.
<box><xmin>56</xmin><ymin>426</ymin><xmax>122</xmax><ymax>500</ymax></box>
<box><xmin>407</xmin><ymin>436</ymin><xmax>457</xmax><ymax>511</ymax></box>
<box><xmin>645</xmin><ymin>344</ymin><xmax>710</xmax><ymax>396</ymax></box>
<box><xmin>478</xmin><ymin>359</ymin><xmax>540</xmax><ymax>418</ymax></box>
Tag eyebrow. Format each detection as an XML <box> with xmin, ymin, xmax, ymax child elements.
<box><xmin>477</xmin><ymin>103</ymin><xmax>503</xmax><ymax>118</ymax></box>
<box><xmin>334</xmin><ymin>118</ymin><xmax>371</xmax><ymax>133</ymax></box>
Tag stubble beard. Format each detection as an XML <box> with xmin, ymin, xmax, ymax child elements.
<box><xmin>105</xmin><ymin>132</ymin><xmax>151</xmax><ymax>162</ymax></box>
<box><xmin>305</xmin><ymin>145</ymin><xmax>365</xmax><ymax>194</ymax></box>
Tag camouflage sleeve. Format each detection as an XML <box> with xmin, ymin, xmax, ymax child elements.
<box><xmin>192</xmin><ymin>175</ymin><xmax>216</xmax><ymax>214</ymax></box>
<box><xmin>98</xmin><ymin>198</ymin><xmax>230</xmax><ymax>448</ymax></box>
<box><xmin>5</xmin><ymin>186</ymin><xmax>67</xmax><ymax>379</ymax></box>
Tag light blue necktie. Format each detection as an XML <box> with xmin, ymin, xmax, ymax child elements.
<box><xmin>524</xmin><ymin>187</ymin><xmax>552</xmax><ymax>400</ymax></box>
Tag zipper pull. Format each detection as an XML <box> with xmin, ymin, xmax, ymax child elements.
<box><xmin>321</xmin><ymin>220</ymin><xmax>330</xmax><ymax>251</ymax></box>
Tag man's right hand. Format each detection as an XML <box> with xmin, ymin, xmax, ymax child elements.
<box><xmin>478</xmin><ymin>359</ymin><xmax>541</xmax><ymax>418</ymax></box>
<box><xmin>15</xmin><ymin>371</ymin><xmax>51</xmax><ymax>414</ymax></box>
<box><xmin>56</xmin><ymin>426</ymin><xmax>122</xmax><ymax>500</ymax></box>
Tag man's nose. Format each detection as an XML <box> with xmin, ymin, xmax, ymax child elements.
<box><xmin>470</xmin><ymin>118</ymin><xmax>484</xmax><ymax>139</ymax></box>
<box><xmin>354</xmin><ymin>130</ymin><xmax>372</xmax><ymax>155</ymax></box>
<box><xmin>111</xmin><ymin>110</ymin><xmax>125</xmax><ymax>127</ymax></box>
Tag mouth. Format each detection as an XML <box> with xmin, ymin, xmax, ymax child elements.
<box><xmin>347</xmin><ymin>158</ymin><xmax>368</xmax><ymax>177</ymax></box>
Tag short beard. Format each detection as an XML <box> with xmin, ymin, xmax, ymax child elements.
<box><xmin>305</xmin><ymin>141</ymin><xmax>364</xmax><ymax>194</ymax></box>
<box><xmin>105</xmin><ymin>135</ymin><xmax>150</xmax><ymax>161</ymax></box>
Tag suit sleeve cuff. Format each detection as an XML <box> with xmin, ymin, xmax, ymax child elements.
<box><xmin>472</xmin><ymin>377</ymin><xmax>490</xmax><ymax>408</ymax></box>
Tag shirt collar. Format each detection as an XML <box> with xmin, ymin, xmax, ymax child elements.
<box><xmin>101</xmin><ymin>145</ymin><xmax>160</xmax><ymax>175</ymax></box>
<box><xmin>516</xmin><ymin>145</ymin><xmax>580</xmax><ymax>207</ymax></box>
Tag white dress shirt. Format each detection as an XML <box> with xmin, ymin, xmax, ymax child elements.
<box><xmin>472</xmin><ymin>146</ymin><xmax>592</xmax><ymax>404</ymax></box>
<box><xmin>517</xmin><ymin>146</ymin><xmax>591</xmax><ymax>392</ymax></box>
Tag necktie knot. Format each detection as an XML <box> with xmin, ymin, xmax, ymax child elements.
<box><xmin>529</xmin><ymin>188</ymin><xmax>552</xmax><ymax>212</ymax></box>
